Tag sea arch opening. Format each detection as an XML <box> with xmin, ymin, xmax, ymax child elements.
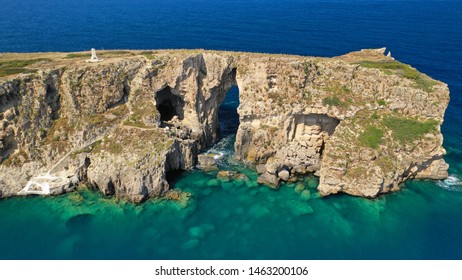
<box><xmin>204</xmin><ymin>67</ymin><xmax>240</xmax><ymax>164</ymax></box>
<box><xmin>218</xmin><ymin>85</ymin><xmax>240</xmax><ymax>140</ymax></box>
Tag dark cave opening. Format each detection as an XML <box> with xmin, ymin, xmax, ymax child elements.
<box><xmin>155</xmin><ymin>87</ymin><xmax>184</xmax><ymax>122</ymax></box>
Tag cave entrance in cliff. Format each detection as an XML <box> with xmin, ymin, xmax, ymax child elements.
<box><xmin>155</xmin><ymin>87</ymin><xmax>184</xmax><ymax>122</ymax></box>
<box><xmin>218</xmin><ymin>85</ymin><xmax>240</xmax><ymax>139</ymax></box>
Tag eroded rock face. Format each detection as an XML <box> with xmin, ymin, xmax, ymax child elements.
<box><xmin>0</xmin><ymin>48</ymin><xmax>449</xmax><ymax>201</ymax></box>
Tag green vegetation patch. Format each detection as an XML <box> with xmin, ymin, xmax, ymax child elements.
<box><xmin>382</xmin><ymin>116</ymin><xmax>438</xmax><ymax>143</ymax></box>
<box><xmin>342</xmin><ymin>85</ymin><xmax>351</xmax><ymax>93</ymax></box>
<box><xmin>355</xmin><ymin>60</ymin><xmax>438</xmax><ymax>92</ymax></box>
<box><xmin>103</xmin><ymin>50</ymin><xmax>133</xmax><ymax>56</ymax></box>
<box><xmin>0</xmin><ymin>58</ymin><xmax>51</xmax><ymax>77</ymax></box>
<box><xmin>322</xmin><ymin>96</ymin><xmax>342</xmax><ymax>106</ymax></box>
<box><xmin>65</xmin><ymin>53</ymin><xmax>88</xmax><ymax>59</ymax></box>
<box><xmin>141</xmin><ymin>51</ymin><xmax>157</xmax><ymax>60</ymax></box>
<box><xmin>66</xmin><ymin>50</ymin><xmax>132</xmax><ymax>60</ymax></box>
<box><xmin>377</xmin><ymin>99</ymin><xmax>387</xmax><ymax>106</ymax></box>
<box><xmin>359</xmin><ymin>125</ymin><xmax>384</xmax><ymax>149</ymax></box>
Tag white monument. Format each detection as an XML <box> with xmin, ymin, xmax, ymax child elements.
<box><xmin>85</xmin><ymin>48</ymin><xmax>104</xmax><ymax>63</ymax></box>
<box><xmin>387</xmin><ymin>51</ymin><xmax>395</xmax><ymax>60</ymax></box>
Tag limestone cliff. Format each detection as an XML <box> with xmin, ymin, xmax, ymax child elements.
<box><xmin>0</xmin><ymin>48</ymin><xmax>449</xmax><ymax>202</ymax></box>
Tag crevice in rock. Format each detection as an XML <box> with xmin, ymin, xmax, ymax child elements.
<box><xmin>155</xmin><ymin>86</ymin><xmax>184</xmax><ymax>122</ymax></box>
<box><xmin>0</xmin><ymin>86</ymin><xmax>21</xmax><ymax>113</ymax></box>
<box><xmin>107</xmin><ymin>81</ymin><xmax>130</xmax><ymax>110</ymax></box>
<box><xmin>45</xmin><ymin>83</ymin><xmax>60</xmax><ymax>120</ymax></box>
<box><xmin>77</xmin><ymin>156</ymin><xmax>91</xmax><ymax>182</ymax></box>
<box><xmin>106</xmin><ymin>179</ymin><xmax>115</xmax><ymax>195</ymax></box>
<box><xmin>0</xmin><ymin>131</ymin><xmax>18</xmax><ymax>163</ymax></box>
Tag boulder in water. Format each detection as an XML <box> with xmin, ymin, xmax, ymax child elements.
<box><xmin>257</xmin><ymin>172</ymin><xmax>280</xmax><ymax>188</ymax></box>
<box><xmin>197</xmin><ymin>154</ymin><xmax>218</xmax><ymax>172</ymax></box>
<box><xmin>278</xmin><ymin>168</ymin><xmax>290</xmax><ymax>181</ymax></box>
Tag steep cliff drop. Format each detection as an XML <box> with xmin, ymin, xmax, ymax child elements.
<box><xmin>0</xmin><ymin>48</ymin><xmax>450</xmax><ymax>202</ymax></box>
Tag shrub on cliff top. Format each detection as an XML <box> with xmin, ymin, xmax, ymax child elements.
<box><xmin>359</xmin><ymin>125</ymin><xmax>384</xmax><ymax>149</ymax></box>
<box><xmin>382</xmin><ymin>116</ymin><xmax>438</xmax><ymax>143</ymax></box>
<box><xmin>322</xmin><ymin>96</ymin><xmax>342</xmax><ymax>106</ymax></box>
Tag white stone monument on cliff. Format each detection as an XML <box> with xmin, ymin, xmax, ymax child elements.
<box><xmin>85</xmin><ymin>48</ymin><xmax>104</xmax><ymax>63</ymax></box>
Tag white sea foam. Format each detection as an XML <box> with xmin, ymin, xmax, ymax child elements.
<box><xmin>213</xmin><ymin>152</ymin><xmax>224</xmax><ymax>160</ymax></box>
<box><xmin>436</xmin><ymin>175</ymin><xmax>462</xmax><ymax>192</ymax></box>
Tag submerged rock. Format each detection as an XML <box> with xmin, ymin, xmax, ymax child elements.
<box><xmin>164</xmin><ymin>190</ymin><xmax>191</xmax><ymax>208</ymax></box>
<box><xmin>249</xmin><ymin>204</ymin><xmax>270</xmax><ymax>218</ymax></box>
<box><xmin>286</xmin><ymin>200</ymin><xmax>314</xmax><ymax>216</ymax></box>
<box><xmin>188</xmin><ymin>224</ymin><xmax>215</xmax><ymax>239</ymax></box>
<box><xmin>294</xmin><ymin>183</ymin><xmax>305</xmax><ymax>194</ymax></box>
<box><xmin>181</xmin><ymin>239</ymin><xmax>199</xmax><ymax>250</ymax></box>
<box><xmin>65</xmin><ymin>213</ymin><xmax>94</xmax><ymax>230</ymax></box>
<box><xmin>300</xmin><ymin>190</ymin><xmax>311</xmax><ymax>201</ymax></box>
<box><xmin>217</xmin><ymin>171</ymin><xmax>237</xmax><ymax>181</ymax></box>
<box><xmin>206</xmin><ymin>179</ymin><xmax>221</xmax><ymax>187</ymax></box>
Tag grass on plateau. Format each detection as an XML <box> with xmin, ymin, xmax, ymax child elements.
<box><xmin>0</xmin><ymin>58</ymin><xmax>51</xmax><ymax>77</ymax></box>
<box><xmin>359</xmin><ymin>125</ymin><xmax>384</xmax><ymax>149</ymax></box>
<box><xmin>356</xmin><ymin>60</ymin><xmax>438</xmax><ymax>92</ymax></box>
<box><xmin>382</xmin><ymin>116</ymin><xmax>438</xmax><ymax>143</ymax></box>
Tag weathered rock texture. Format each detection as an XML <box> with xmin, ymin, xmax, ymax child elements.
<box><xmin>0</xmin><ymin>48</ymin><xmax>449</xmax><ymax>202</ymax></box>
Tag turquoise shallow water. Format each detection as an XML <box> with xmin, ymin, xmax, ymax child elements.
<box><xmin>1</xmin><ymin>0</ymin><xmax>462</xmax><ymax>259</ymax></box>
<box><xmin>2</xmin><ymin>168</ymin><xmax>462</xmax><ymax>259</ymax></box>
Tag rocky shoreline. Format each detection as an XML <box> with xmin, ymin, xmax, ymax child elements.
<box><xmin>0</xmin><ymin>48</ymin><xmax>449</xmax><ymax>202</ymax></box>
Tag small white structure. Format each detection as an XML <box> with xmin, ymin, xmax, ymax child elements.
<box><xmin>85</xmin><ymin>48</ymin><xmax>104</xmax><ymax>63</ymax></box>
<box><xmin>387</xmin><ymin>51</ymin><xmax>395</xmax><ymax>60</ymax></box>
<box><xmin>18</xmin><ymin>173</ymin><xmax>72</xmax><ymax>196</ymax></box>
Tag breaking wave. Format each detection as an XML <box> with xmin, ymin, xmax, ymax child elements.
<box><xmin>436</xmin><ymin>175</ymin><xmax>462</xmax><ymax>192</ymax></box>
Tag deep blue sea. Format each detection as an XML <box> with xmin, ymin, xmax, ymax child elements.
<box><xmin>0</xmin><ymin>0</ymin><xmax>462</xmax><ymax>259</ymax></box>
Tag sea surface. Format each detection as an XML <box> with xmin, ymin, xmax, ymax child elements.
<box><xmin>0</xmin><ymin>0</ymin><xmax>462</xmax><ymax>259</ymax></box>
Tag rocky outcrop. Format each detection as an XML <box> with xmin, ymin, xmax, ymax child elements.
<box><xmin>0</xmin><ymin>48</ymin><xmax>449</xmax><ymax>201</ymax></box>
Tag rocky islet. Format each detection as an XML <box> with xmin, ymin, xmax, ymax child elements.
<box><xmin>0</xmin><ymin>48</ymin><xmax>449</xmax><ymax>202</ymax></box>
